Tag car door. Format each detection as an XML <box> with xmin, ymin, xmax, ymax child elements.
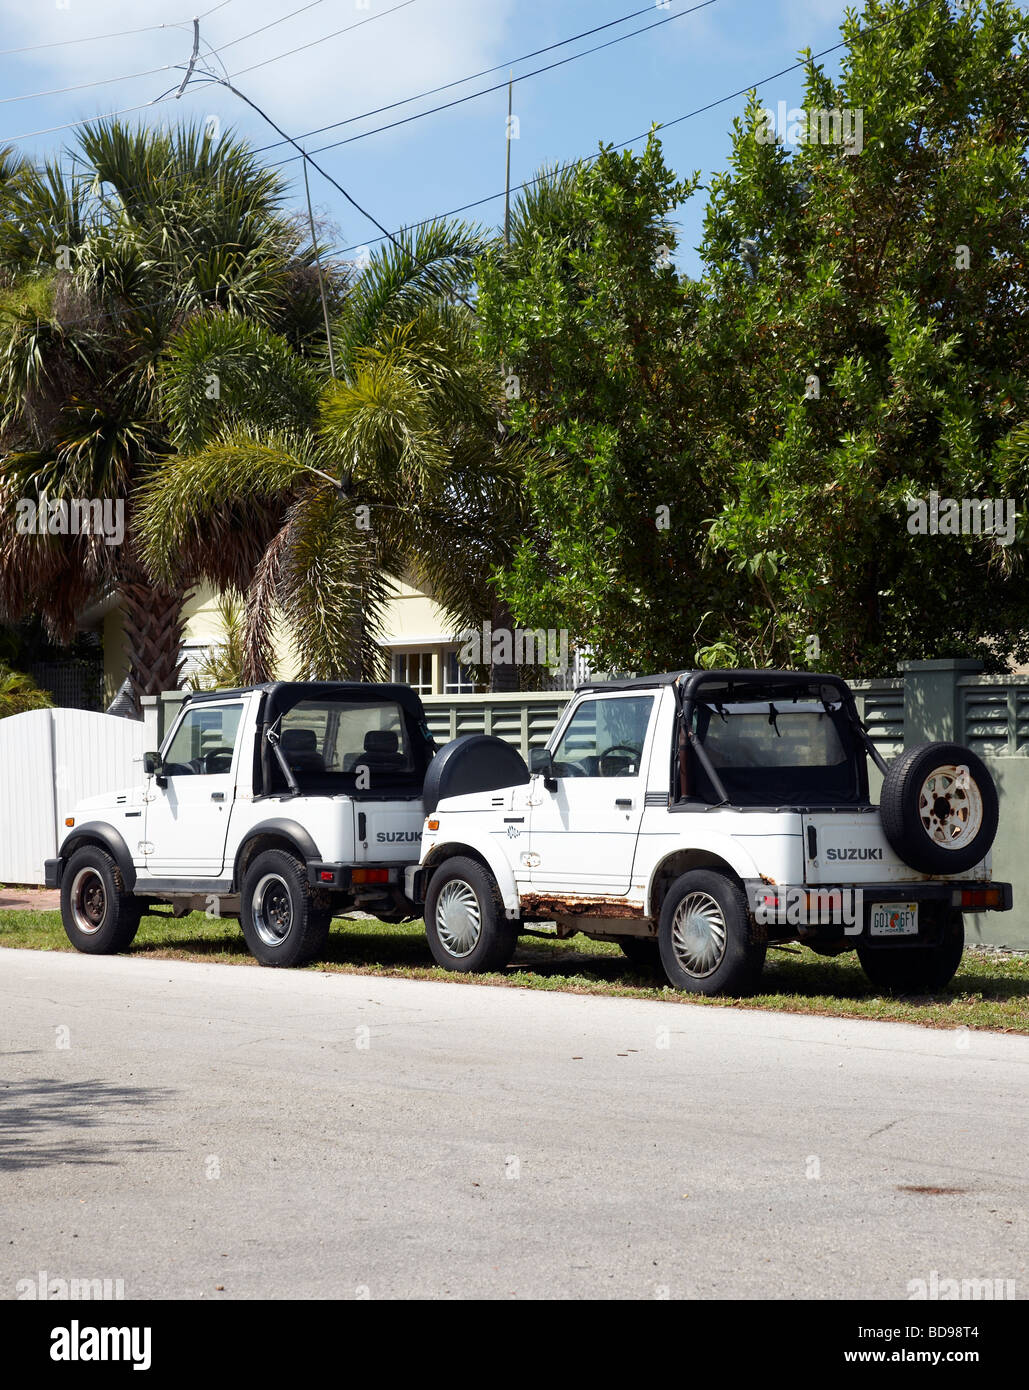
<box><xmin>527</xmin><ymin>693</ymin><xmax>656</xmax><ymax>896</ymax></box>
<box><xmin>143</xmin><ymin>700</ymin><xmax>245</xmax><ymax>877</ymax></box>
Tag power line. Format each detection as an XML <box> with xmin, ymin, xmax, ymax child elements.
<box><xmin>0</xmin><ymin>16</ymin><xmax>195</xmax><ymax>59</ymax></box>
<box><xmin>254</xmin><ymin>0</ymin><xmax>706</xmax><ymax>155</ymax></box>
<box><xmin>202</xmin><ymin>71</ymin><xmax>478</xmax><ymax>311</ymax></box>
<box><xmin>213</xmin><ymin>0</ymin><xmax>331</xmax><ymax>56</ymax></box>
<box><xmin>267</xmin><ymin>0</ymin><xmax>722</xmax><ymax>165</ymax></box>
<box><xmin>336</xmin><ymin>28</ymin><xmax>863</xmax><ymax>254</ymax></box>
<box><xmin>229</xmin><ymin>0</ymin><xmax>424</xmax><ymax>79</ymax></box>
<box><xmin>1</xmin><ymin>93</ymin><xmax>185</xmax><ymax>145</ymax></box>
<box><xmin>0</xmin><ymin>64</ymin><xmax>174</xmax><ymax>107</ymax></box>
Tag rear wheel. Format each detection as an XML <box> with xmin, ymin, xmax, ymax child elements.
<box><xmin>857</xmin><ymin>909</ymin><xmax>964</xmax><ymax>993</ymax></box>
<box><xmin>60</xmin><ymin>846</ymin><xmax>142</xmax><ymax>954</ymax></box>
<box><xmin>658</xmin><ymin>870</ymin><xmax>766</xmax><ymax>996</ymax></box>
<box><xmin>424</xmin><ymin>856</ymin><xmax>518</xmax><ymax>973</ymax></box>
<box><xmin>240</xmin><ymin>850</ymin><xmax>330</xmax><ymax>967</ymax></box>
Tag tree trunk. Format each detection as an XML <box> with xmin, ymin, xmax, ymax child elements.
<box><xmin>119</xmin><ymin>566</ymin><xmax>189</xmax><ymax>713</ymax></box>
<box><xmin>489</xmin><ymin>594</ymin><xmax>520</xmax><ymax>693</ymax></box>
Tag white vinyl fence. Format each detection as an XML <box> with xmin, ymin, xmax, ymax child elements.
<box><xmin>0</xmin><ymin>709</ymin><xmax>144</xmax><ymax>885</ymax></box>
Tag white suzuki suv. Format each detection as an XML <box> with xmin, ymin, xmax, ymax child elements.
<box><xmin>406</xmin><ymin>669</ymin><xmax>1011</xmax><ymax>995</ymax></box>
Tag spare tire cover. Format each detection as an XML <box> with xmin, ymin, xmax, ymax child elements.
<box><xmin>880</xmin><ymin>742</ymin><xmax>999</xmax><ymax>875</ymax></box>
<box><xmin>422</xmin><ymin>734</ymin><xmax>529</xmax><ymax>816</ymax></box>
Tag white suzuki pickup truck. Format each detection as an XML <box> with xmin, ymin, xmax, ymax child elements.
<box><xmin>46</xmin><ymin>681</ymin><xmax>433</xmax><ymax>966</ymax></box>
<box><xmin>406</xmin><ymin>669</ymin><xmax>1012</xmax><ymax>995</ymax></box>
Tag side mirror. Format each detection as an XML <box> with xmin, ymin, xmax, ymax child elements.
<box><xmin>528</xmin><ymin>747</ymin><xmax>558</xmax><ymax>792</ymax></box>
<box><xmin>144</xmin><ymin>751</ymin><xmax>167</xmax><ymax>788</ymax></box>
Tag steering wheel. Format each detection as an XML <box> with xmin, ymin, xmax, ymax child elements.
<box><xmin>202</xmin><ymin>747</ymin><xmax>235</xmax><ymax>774</ymax></box>
<box><xmin>597</xmin><ymin>744</ymin><xmax>640</xmax><ymax>777</ymax></box>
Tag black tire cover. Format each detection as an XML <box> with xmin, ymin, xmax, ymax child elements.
<box><xmin>880</xmin><ymin>741</ymin><xmax>999</xmax><ymax>875</ymax></box>
<box><xmin>422</xmin><ymin>734</ymin><xmax>529</xmax><ymax>815</ymax></box>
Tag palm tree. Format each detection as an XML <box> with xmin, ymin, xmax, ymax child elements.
<box><xmin>137</xmin><ymin>222</ymin><xmax>532</xmax><ymax>683</ymax></box>
<box><xmin>0</xmin><ymin>119</ymin><xmax>333</xmax><ymax>708</ymax></box>
<box><xmin>0</xmin><ymin>662</ymin><xmax>53</xmax><ymax>719</ymax></box>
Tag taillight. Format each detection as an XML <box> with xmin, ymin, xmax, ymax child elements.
<box><xmin>954</xmin><ymin>887</ymin><xmax>1002</xmax><ymax>910</ymax></box>
<box><xmin>352</xmin><ymin>868</ymin><xmax>389</xmax><ymax>885</ymax></box>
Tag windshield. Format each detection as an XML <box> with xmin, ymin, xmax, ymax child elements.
<box><xmin>692</xmin><ymin>700</ymin><xmax>862</xmax><ymax>806</ymax></box>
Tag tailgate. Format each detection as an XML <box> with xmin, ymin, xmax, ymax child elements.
<box><xmin>802</xmin><ymin>812</ymin><xmax>988</xmax><ymax>884</ymax></box>
<box><xmin>353</xmin><ymin>802</ymin><xmax>424</xmax><ymax>862</ymax></box>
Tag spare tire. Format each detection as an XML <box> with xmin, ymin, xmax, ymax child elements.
<box><xmin>422</xmin><ymin>734</ymin><xmax>529</xmax><ymax>815</ymax></box>
<box><xmin>880</xmin><ymin>742</ymin><xmax>998</xmax><ymax>875</ymax></box>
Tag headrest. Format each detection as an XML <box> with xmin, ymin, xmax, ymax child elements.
<box><xmin>282</xmin><ymin>728</ymin><xmax>318</xmax><ymax>752</ymax></box>
<box><xmin>364</xmin><ymin>729</ymin><xmax>399</xmax><ymax>754</ymax></box>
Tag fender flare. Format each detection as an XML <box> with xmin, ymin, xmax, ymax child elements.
<box><xmin>232</xmin><ymin>818</ymin><xmax>322</xmax><ymax>889</ymax></box>
<box><xmin>646</xmin><ymin>836</ymin><xmax>762</xmax><ymax>918</ymax></box>
<box><xmin>422</xmin><ymin>835</ymin><xmax>522</xmax><ymax>918</ymax></box>
<box><xmin>61</xmin><ymin>823</ymin><xmax>137</xmax><ymax>891</ymax></box>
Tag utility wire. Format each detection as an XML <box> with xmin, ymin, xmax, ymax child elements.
<box><xmin>229</xmin><ymin>0</ymin><xmax>423</xmax><ymax>78</ymax></box>
<box><xmin>0</xmin><ymin>64</ymin><xmax>173</xmax><ymax>107</ymax></box>
<box><xmin>203</xmin><ymin>71</ymin><xmax>478</xmax><ymax>310</ymax></box>
<box><xmin>254</xmin><ymin>0</ymin><xmax>711</xmax><ymax>154</ymax></box>
<box><xmin>2</xmin><ymin>94</ymin><xmax>183</xmax><ymax>145</ymax></box>
<box><xmin>272</xmin><ymin>0</ymin><xmax>721</xmax><ymax>167</ymax></box>
<box><xmin>0</xmin><ymin>17</ymin><xmax>195</xmax><ymax>58</ymax></box>
<box><xmin>213</xmin><ymin>0</ymin><xmax>331</xmax><ymax>56</ymax></box>
<box><xmin>336</xmin><ymin>27</ymin><xmax>866</xmax><ymax>254</ymax></box>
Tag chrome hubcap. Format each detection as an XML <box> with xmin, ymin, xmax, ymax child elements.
<box><xmin>670</xmin><ymin>891</ymin><xmax>727</xmax><ymax>977</ymax></box>
<box><xmin>252</xmin><ymin>874</ymin><xmax>294</xmax><ymax>947</ymax></box>
<box><xmin>918</xmin><ymin>765</ymin><xmax>983</xmax><ymax>850</ymax></box>
<box><xmin>435</xmin><ymin>880</ymin><xmax>482</xmax><ymax>958</ymax></box>
<box><xmin>70</xmin><ymin>867</ymin><xmax>107</xmax><ymax>936</ymax></box>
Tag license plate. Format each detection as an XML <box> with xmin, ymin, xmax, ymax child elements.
<box><xmin>870</xmin><ymin>903</ymin><xmax>919</xmax><ymax>936</ymax></box>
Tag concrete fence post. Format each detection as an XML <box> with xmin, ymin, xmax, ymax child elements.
<box><xmin>898</xmin><ymin>659</ymin><xmax>984</xmax><ymax>746</ymax></box>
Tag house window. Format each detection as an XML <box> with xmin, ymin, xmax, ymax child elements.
<box><xmin>444</xmin><ymin>650</ymin><xmax>484</xmax><ymax>695</ymax></box>
<box><xmin>392</xmin><ymin>651</ymin><xmax>433</xmax><ymax>695</ymax></box>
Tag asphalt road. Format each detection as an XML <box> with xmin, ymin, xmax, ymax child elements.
<box><xmin>1</xmin><ymin>947</ymin><xmax>1026</xmax><ymax>1300</ymax></box>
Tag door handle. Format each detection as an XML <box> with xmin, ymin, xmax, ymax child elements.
<box><xmin>211</xmin><ymin>792</ymin><xmax>225</xmax><ymax>802</ymax></box>
<box><xmin>615</xmin><ymin>798</ymin><xmax>633</xmax><ymax>809</ymax></box>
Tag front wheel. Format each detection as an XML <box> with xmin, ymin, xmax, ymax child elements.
<box><xmin>424</xmin><ymin>856</ymin><xmax>518</xmax><ymax>973</ymax></box>
<box><xmin>60</xmin><ymin>846</ymin><xmax>142</xmax><ymax>954</ymax></box>
<box><xmin>658</xmin><ymin>870</ymin><xmax>766</xmax><ymax>996</ymax></box>
<box><xmin>857</xmin><ymin>910</ymin><xmax>964</xmax><ymax>994</ymax></box>
<box><xmin>240</xmin><ymin>850</ymin><xmax>330</xmax><ymax>967</ymax></box>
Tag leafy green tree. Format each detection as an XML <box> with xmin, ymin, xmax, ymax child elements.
<box><xmin>694</xmin><ymin>0</ymin><xmax>1029</xmax><ymax>673</ymax></box>
<box><xmin>477</xmin><ymin>140</ymin><xmax>737</xmax><ymax>673</ymax></box>
<box><xmin>481</xmin><ymin>0</ymin><xmax>1029</xmax><ymax>677</ymax></box>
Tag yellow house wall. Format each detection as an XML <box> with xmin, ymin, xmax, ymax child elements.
<box><xmin>102</xmin><ymin>579</ymin><xmax>454</xmax><ymax>695</ymax></box>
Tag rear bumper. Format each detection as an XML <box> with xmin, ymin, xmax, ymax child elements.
<box><xmin>745</xmin><ymin>880</ymin><xmax>1012</xmax><ymax>946</ymax></box>
<box><xmin>306</xmin><ymin>862</ymin><xmax>407</xmax><ymax>891</ymax></box>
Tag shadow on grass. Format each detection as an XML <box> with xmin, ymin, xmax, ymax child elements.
<box><xmin>0</xmin><ymin>1077</ymin><xmax>175</xmax><ymax>1173</ymax></box>
<box><xmin>123</xmin><ymin>915</ymin><xmax>1029</xmax><ymax>1006</ymax></box>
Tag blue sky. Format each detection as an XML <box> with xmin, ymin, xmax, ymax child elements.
<box><xmin>0</xmin><ymin>0</ymin><xmax>854</xmax><ymax>277</ymax></box>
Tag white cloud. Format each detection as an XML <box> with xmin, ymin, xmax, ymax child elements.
<box><xmin>0</xmin><ymin>0</ymin><xmax>517</xmax><ymax>150</ymax></box>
